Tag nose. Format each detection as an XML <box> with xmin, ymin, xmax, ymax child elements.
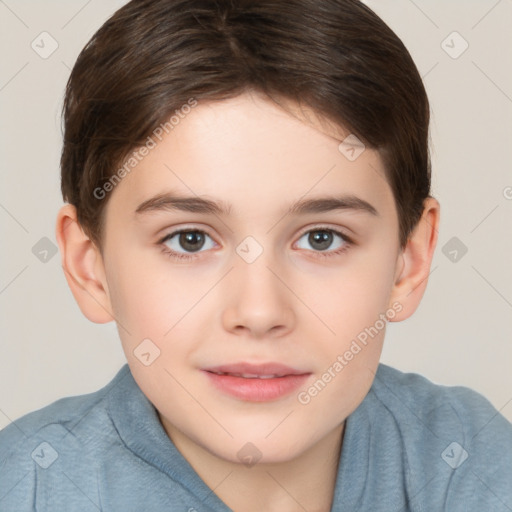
<box><xmin>221</xmin><ymin>255</ymin><xmax>296</xmax><ymax>339</ymax></box>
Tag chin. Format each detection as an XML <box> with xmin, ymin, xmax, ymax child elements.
<box><xmin>203</xmin><ymin>433</ymin><xmax>312</xmax><ymax>466</ymax></box>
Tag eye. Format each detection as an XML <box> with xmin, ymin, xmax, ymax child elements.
<box><xmin>159</xmin><ymin>226</ymin><xmax>353</xmax><ymax>262</ymax></box>
<box><xmin>160</xmin><ymin>229</ymin><xmax>216</xmax><ymax>261</ymax></box>
<box><xmin>295</xmin><ymin>227</ymin><xmax>352</xmax><ymax>258</ymax></box>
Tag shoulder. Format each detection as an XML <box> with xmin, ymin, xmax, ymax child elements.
<box><xmin>0</xmin><ymin>365</ymin><xmax>130</xmax><ymax>509</ymax></box>
<box><xmin>372</xmin><ymin>364</ymin><xmax>510</xmax><ymax>433</ymax></box>
<box><xmin>369</xmin><ymin>363</ymin><xmax>512</xmax><ymax>510</ymax></box>
<box><xmin>0</xmin><ymin>365</ymin><xmax>130</xmax><ymax>453</ymax></box>
<box><xmin>372</xmin><ymin>363</ymin><xmax>511</xmax><ymax>440</ymax></box>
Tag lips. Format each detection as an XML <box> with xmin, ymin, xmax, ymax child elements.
<box><xmin>203</xmin><ymin>362</ymin><xmax>308</xmax><ymax>378</ymax></box>
<box><xmin>202</xmin><ymin>362</ymin><xmax>311</xmax><ymax>401</ymax></box>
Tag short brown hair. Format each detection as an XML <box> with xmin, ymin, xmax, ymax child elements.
<box><xmin>60</xmin><ymin>0</ymin><xmax>431</xmax><ymax>249</ymax></box>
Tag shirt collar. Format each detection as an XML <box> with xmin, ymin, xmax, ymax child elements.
<box><xmin>107</xmin><ymin>364</ymin><xmax>231</xmax><ymax>510</ymax></box>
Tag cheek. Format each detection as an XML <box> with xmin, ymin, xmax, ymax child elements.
<box><xmin>295</xmin><ymin>246</ymin><xmax>397</xmax><ymax>409</ymax></box>
<box><xmin>105</xmin><ymin>249</ymin><xmax>214</xmax><ymax>354</ymax></box>
<box><xmin>305</xmin><ymin>249</ymin><xmax>397</xmax><ymax>343</ymax></box>
<box><xmin>298</xmin><ymin>262</ymin><xmax>394</xmax><ymax>415</ymax></box>
<box><xmin>104</xmin><ymin>249</ymin><xmax>174</xmax><ymax>341</ymax></box>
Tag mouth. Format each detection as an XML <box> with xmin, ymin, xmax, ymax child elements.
<box><xmin>201</xmin><ymin>362</ymin><xmax>311</xmax><ymax>402</ymax></box>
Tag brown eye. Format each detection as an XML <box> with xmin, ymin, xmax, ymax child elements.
<box><xmin>178</xmin><ymin>231</ymin><xmax>206</xmax><ymax>252</ymax></box>
<box><xmin>308</xmin><ymin>230</ymin><xmax>334</xmax><ymax>251</ymax></box>
<box><xmin>301</xmin><ymin>229</ymin><xmax>349</xmax><ymax>251</ymax></box>
<box><xmin>161</xmin><ymin>229</ymin><xmax>215</xmax><ymax>260</ymax></box>
<box><xmin>295</xmin><ymin>228</ymin><xmax>350</xmax><ymax>255</ymax></box>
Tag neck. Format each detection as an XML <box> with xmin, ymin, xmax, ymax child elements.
<box><xmin>161</xmin><ymin>417</ymin><xmax>345</xmax><ymax>512</ymax></box>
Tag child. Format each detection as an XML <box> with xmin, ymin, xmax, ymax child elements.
<box><xmin>1</xmin><ymin>0</ymin><xmax>511</xmax><ymax>510</ymax></box>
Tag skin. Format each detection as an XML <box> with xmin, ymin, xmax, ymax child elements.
<box><xmin>56</xmin><ymin>91</ymin><xmax>440</xmax><ymax>512</ymax></box>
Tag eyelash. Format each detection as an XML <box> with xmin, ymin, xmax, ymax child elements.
<box><xmin>158</xmin><ymin>226</ymin><xmax>354</xmax><ymax>262</ymax></box>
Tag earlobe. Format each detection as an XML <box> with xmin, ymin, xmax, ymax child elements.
<box><xmin>55</xmin><ymin>204</ymin><xmax>114</xmax><ymax>324</ymax></box>
<box><xmin>388</xmin><ymin>197</ymin><xmax>440</xmax><ymax>322</ymax></box>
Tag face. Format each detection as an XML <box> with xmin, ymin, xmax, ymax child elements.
<box><xmin>99</xmin><ymin>91</ymin><xmax>403</xmax><ymax>464</ymax></box>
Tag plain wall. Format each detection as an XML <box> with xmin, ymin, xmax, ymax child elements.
<box><xmin>0</xmin><ymin>0</ymin><xmax>511</xmax><ymax>429</ymax></box>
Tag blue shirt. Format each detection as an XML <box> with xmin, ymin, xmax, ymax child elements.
<box><xmin>1</xmin><ymin>363</ymin><xmax>511</xmax><ymax>511</ymax></box>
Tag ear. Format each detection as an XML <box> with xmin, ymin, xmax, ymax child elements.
<box><xmin>388</xmin><ymin>197</ymin><xmax>440</xmax><ymax>321</ymax></box>
<box><xmin>55</xmin><ymin>204</ymin><xmax>114</xmax><ymax>324</ymax></box>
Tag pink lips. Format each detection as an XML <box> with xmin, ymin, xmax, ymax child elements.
<box><xmin>202</xmin><ymin>362</ymin><xmax>311</xmax><ymax>402</ymax></box>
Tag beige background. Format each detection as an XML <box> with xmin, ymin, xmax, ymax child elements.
<box><xmin>0</xmin><ymin>0</ymin><xmax>511</xmax><ymax>427</ymax></box>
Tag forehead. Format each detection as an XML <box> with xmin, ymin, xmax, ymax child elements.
<box><xmin>105</xmin><ymin>91</ymin><xmax>394</xmax><ymax>221</ymax></box>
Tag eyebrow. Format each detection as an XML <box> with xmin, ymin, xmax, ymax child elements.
<box><xmin>134</xmin><ymin>191</ymin><xmax>379</xmax><ymax>217</ymax></box>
